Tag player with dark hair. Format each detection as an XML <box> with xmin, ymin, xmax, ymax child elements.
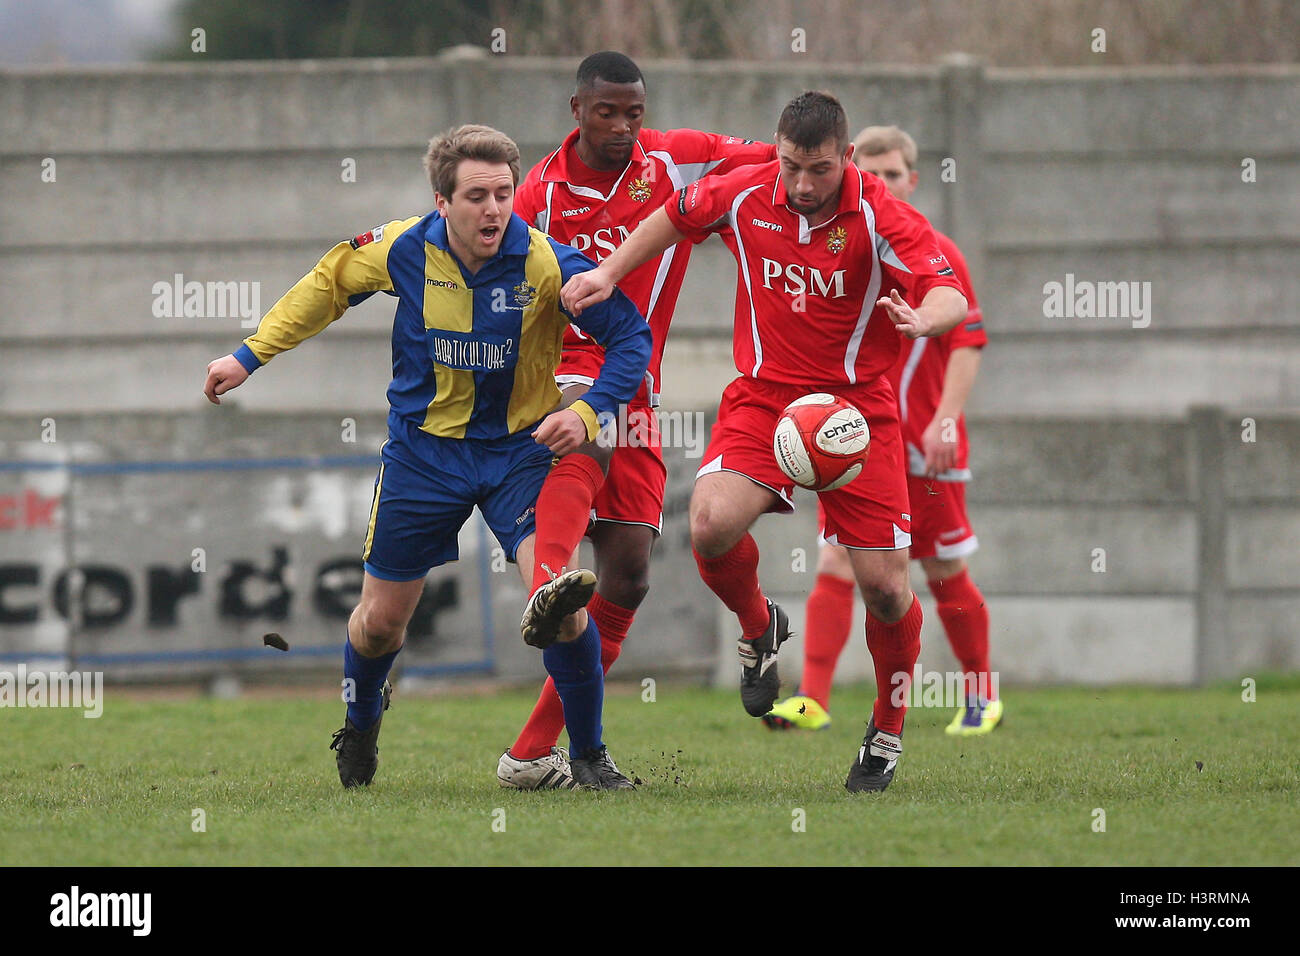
<box><xmin>563</xmin><ymin>92</ymin><xmax>968</xmax><ymax>792</ymax></box>
<box><xmin>496</xmin><ymin>51</ymin><xmax>775</xmax><ymax>789</ymax></box>
<box><xmin>575</xmin><ymin>48</ymin><xmax>645</xmax><ymax>92</ymax></box>
<box><xmin>203</xmin><ymin>124</ymin><xmax>652</xmax><ymax>791</ymax></box>
<box><xmin>766</xmin><ymin>124</ymin><xmax>1001</xmax><ymax>736</ymax></box>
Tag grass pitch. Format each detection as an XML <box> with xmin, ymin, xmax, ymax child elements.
<box><xmin>3</xmin><ymin>678</ymin><xmax>1298</xmax><ymax>866</ymax></box>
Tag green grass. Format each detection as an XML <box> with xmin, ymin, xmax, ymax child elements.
<box><xmin>3</xmin><ymin>678</ymin><xmax>1299</xmax><ymax>866</ymax></box>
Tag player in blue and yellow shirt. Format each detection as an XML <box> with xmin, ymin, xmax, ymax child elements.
<box><xmin>203</xmin><ymin>125</ymin><xmax>652</xmax><ymax>791</ymax></box>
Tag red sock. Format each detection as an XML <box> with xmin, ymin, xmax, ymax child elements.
<box><xmin>866</xmin><ymin>594</ymin><xmax>923</xmax><ymax>734</ymax></box>
<box><xmin>530</xmin><ymin>453</ymin><xmax>604</xmax><ymax>594</ymax></box>
<box><xmin>799</xmin><ymin>573</ymin><xmax>856</xmax><ymax>711</ymax></box>
<box><xmin>693</xmin><ymin>534</ymin><xmax>769</xmax><ymax>641</ymax></box>
<box><xmin>588</xmin><ymin>591</ymin><xmax>635</xmax><ymax>669</ymax></box>
<box><xmin>930</xmin><ymin>569</ymin><xmax>994</xmax><ymax>702</ymax></box>
<box><xmin>510</xmin><ymin>592</ymin><xmax>636</xmax><ymax>759</ymax></box>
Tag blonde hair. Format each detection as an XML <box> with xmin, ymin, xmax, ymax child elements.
<box><xmin>851</xmin><ymin>125</ymin><xmax>918</xmax><ymax>170</ymax></box>
<box><xmin>423</xmin><ymin>124</ymin><xmax>521</xmax><ymax>197</ymax></box>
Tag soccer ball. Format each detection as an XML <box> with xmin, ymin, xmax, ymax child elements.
<box><xmin>772</xmin><ymin>393</ymin><xmax>870</xmax><ymax>491</ymax></box>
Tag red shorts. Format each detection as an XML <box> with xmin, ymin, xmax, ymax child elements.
<box><xmin>559</xmin><ymin>376</ymin><xmax>666</xmax><ymax>534</ymax></box>
<box><xmin>697</xmin><ymin>376</ymin><xmax>911</xmax><ymax>550</ymax></box>
<box><xmin>904</xmin><ymin>474</ymin><xmax>978</xmax><ymax>560</ymax></box>
<box><xmin>816</xmin><ymin>475</ymin><xmax>977</xmax><ymax>559</ymax></box>
<box><xmin>594</xmin><ymin>406</ymin><xmax>666</xmax><ymax>533</ymax></box>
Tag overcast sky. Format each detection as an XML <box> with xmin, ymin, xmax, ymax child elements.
<box><xmin>0</xmin><ymin>0</ymin><xmax>177</xmax><ymax>66</ymax></box>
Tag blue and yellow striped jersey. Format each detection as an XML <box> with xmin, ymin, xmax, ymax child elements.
<box><xmin>233</xmin><ymin>212</ymin><xmax>651</xmax><ymax>441</ymax></box>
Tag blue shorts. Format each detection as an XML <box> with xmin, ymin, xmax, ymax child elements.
<box><xmin>361</xmin><ymin>416</ymin><xmax>554</xmax><ymax>582</ymax></box>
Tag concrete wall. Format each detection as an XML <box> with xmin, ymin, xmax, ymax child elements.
<box><xmin>0</xmin><ymin>411</ymin><xmax>717</xmax><ymax>684</ymax></box>
<box><xmin>3</xmin><ymin>55</ymin><xmax>1298</xmax><ymax>417</ymax></box>
<box><xmin>2</xmin><ymin>53</ymin><xmax>1297</xmax><ymax>685</ymax></box>
<box><xmin>2</xmin><ymin>410</ymin><xmax>1294</xmax><ymax>686</ymax></box>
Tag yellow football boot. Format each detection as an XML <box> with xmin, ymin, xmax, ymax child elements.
<box><xmin>944</xmin><ymin>698</ymin><xmax>1004</xmax><ymax>736</ymax></box>
<box><xmin>762</xmin><ymin>694</ymin><xmax>831</xmax><ymax>731</ymax></box>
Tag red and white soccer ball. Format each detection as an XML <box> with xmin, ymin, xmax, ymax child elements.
<box><xmin>772</xmin><ymin>393</ymin><xmax>871</xmax><ymax>492</ymax></box>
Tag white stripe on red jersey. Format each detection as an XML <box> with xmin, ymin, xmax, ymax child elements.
<box><xmin>841</xmin><ymin>196</ymin><xmax>886</xmax><ymax>383</ymax></box>
<box><xmin>727</xmin><ymin>184</ymin><xmax>769</xmax><ymax>376</ymax></box>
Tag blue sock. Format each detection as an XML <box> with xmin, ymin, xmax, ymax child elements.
<box><xmin>543</xmin><ymin>614</ymin><xmax>603</xmax><ymax>756</ymax></box>
<box><xmin>344</xmin><ymin>635</ymin><xmax>399</xmax><ymax>731</ymax></box>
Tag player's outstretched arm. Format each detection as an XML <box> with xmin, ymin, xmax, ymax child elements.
<box><xmin>203</xmin><ymin>354</ymin><xmax>251</xmax><ymax>405</ymax></box>
<box><xmin>200</xmin><ymin>218</ymin><xmax>415</xmax><ymax>407</ymax></box>
<box><xmin>561</xmin><ymin>208</ymin><xmax>686</xmax><ymax>316</ymax></box>
<box><xmin>879</xmin><ymin>286</ymin><xmax>968</xmax><ymax>339</ymax></box>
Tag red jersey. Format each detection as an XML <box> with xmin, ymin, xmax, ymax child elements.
<box><xmin>664</xmin><ymin>161</ymin><xmax>964</xmax><ymax>388</ymax></box>
<box><xmin>886</xmin><ymin>232</ymin><xmax>986</xmax><ymax>480</ymax></box>
<box><xmin>515</xmin><ymin>127</ymin><xmax>775</xmax><ymax>406</ymax></box>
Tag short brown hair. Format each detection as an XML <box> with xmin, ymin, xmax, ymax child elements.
<box><xmin>776</xmin><ymin>90</ymin><xmax>849</xmax><ymax>152</ymax></box>
<box><xmin>852</xmin><ymin>125</ymin><xmax>918</xmax><ymax>170</ymax></box>
<box><xmin>423</xmin><ymin>124</ymin><xmax>521</xmax><ymax>197</ymax></box>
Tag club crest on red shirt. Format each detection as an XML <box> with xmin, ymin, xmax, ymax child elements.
<box><xmin>826</xmin><ymin>225</ymin><xmax>847</xmax><ymax>254</ymax></box>
<box><xmin>628</xmin><ymin>177</ymin><xmax>652</xmax><ymax>203</ymax></box>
